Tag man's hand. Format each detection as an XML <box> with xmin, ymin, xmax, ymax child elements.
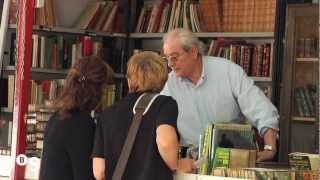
<box><xmin>257</xmin><ymin>150</ymin><xmax>277</xmax><ymax>162</ymax></box>
<box><xmin>177</xmin><ymin>158</ymin><xmax>196</xmax><ymax>173</ymax></box>
<box><xmin>257</xmin><ymin>128</ymin><xmax>278</xmax><ymax>162</ymax></box>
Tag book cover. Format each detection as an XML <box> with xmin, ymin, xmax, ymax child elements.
<box><xmin>213</xmin><ymin>147</ymin><xmax>230</xmax><ymax>168</ymax></box>
<box><xmin>0</xmin><ymin>119</ymin><xmax>12</xmax><ymax>147</ymax></box>
<box><xmin>289</xmin><ymin>152</ymin><xmax>319</xmax><ymax>171</ymax></box>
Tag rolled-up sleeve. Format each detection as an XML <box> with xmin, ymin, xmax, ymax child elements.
<box><xmin>230</xmin><ymin>65</ymin><xmax>279</xmax><ymax>135</ymax></box>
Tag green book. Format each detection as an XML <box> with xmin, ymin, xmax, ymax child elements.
<box><xmin>213</xmin><ymin>147</ymin><xmax>230</xmax><ymax>168</ymax></box>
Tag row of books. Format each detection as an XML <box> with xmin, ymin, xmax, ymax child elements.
<box><xmin>20</xmin><ymin>79</ymin><xmax>115</xmax><ymax>113</ymax></box>
<box><xmin>135</xmin><ymin>0</ymin><xmax>203</xmax><ymax>33</ymax></box>
<box><xmin>296</xmin><ymin>38</ymin><xmax>318</xmax><ymax>58</ymax></box>
<box><xmin>30</xmin><ymin>34</ymin><xmax>104</xmax><ymax>70</ymax></box>
<box><xmin>212</xmin><ymin>168</ymin><xmax>319</xmax><ymax>180</ymax></box>
<box><xmin>207</xmin><ymin>40</ymin><xmax>271</xmax><ymax>77</ymax></box>
<box><xmin>0</xmin><ymin>74</ymin><xmax>86</xmax><ymax>112</ymax></box>
<box><xmin>101</xmin><ymin>84</ymin><xmax>116</xmax><ymax>109</ymax></box>
<box><xmin>132</xmin><ymin>46</ymin><xmax>273</xmax><ymax>80</ymax></box>
<box><xmin>9</xmin><ymin>0</ymin><xmax>57</xmax><ymax>26</ymax></box>
<box><xmin>25</xmin><ymin>82</ymin><xmax>117</xmax><ymax>156</ymax></box>
<box><xmin>25</xmin><ymin>106</ymin><xmax>54</xmax><ymax>157</ymax></box>
<box><xmin>0</xmin><ymin>147</ymin><xmax>11</xmax><ymax>156</ymax></box>
<box><xmin>136</xmin><ymin>0</ymin><xmax>276</xmax><ymax>33</ymax></box>
<box><xmin>9</xmin><ymin>0</ymin><xmax>124</xmax><ymax>32</ymax></box>
<box><xmin>29</xmin><ymin>80</ymin><xmax>65</xmax><ymax>106</ymax></box>
<box><xmin>9</xmin><ymin>0</ymin><xmax>276</xmax><ymax>33</ymax></box>
<box><xmin>201</xmin><ymin>0</ymin><xmax>276</xmax><ymax>32</ymax></box>
<box><xmin>198</xmin><ymin>123</ymin><xmax>257</xmax><ymax>175</ymax></box>
<box><xmin>74</xmin><ymin>1</ymin><xmax>123</xmax><ymax>32</ymax></box>
<box><xmin>289</xmin><ymin>152</ymin><xmax>319</xmax><ymax>171</ymax></box>
<box><xmin>8</xmin><ymin>32</ymin><xmax>124</xmax><ymax>74</ymax></box>
<box><xmin>294</xmin><ymin>85</ymin><xmax>317</xmax><ymax>117</ymax></box>
<box><xmin>1</xmin><ymin>76</ymin><xmax>117</xmax><ymax>114</ymax></box>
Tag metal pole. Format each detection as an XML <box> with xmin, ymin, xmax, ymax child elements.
<box><xmin>10</xmin><ymin>0</ymin><xmax>35</xmax><ymax>179</ymax></box>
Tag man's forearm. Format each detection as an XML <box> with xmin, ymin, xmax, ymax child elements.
<box><xmin>256</xmin><ymin>128</ymin><xmax>278</xmax><ymax>162</ymax></box>
<box><xmin>263</xmin><ymin>128</ymin><xmax>278</xmax><ymax>151</ymax></box>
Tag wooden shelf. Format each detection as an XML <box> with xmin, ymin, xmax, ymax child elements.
<box><xmin>251</xmin><ymin>76</ymin><xmax>272</xmax><ymax>82</ymax></box>
<box><xmin>4</xmin><ymin>66</ymin><xmax>67</xmax><ymax>80</ymax></box>
<box><xmin>8</xmin><ymin>24</ymin><xmax>126</xmax><ymax>38</ymax></box>
<box><xmin>292</xmin><ymin>116</ymin><xmax>317</xmax><ymax>122</ymax></box>
<box><xmin>4</xmin><ymin>66</ymin><xmax>125</xmax><ymax>80</ymax></box>
<box><xmin>0</xmin><ymin>107</ymin><xmax>13</xmax><ymax>113</ymax></box>
<box><xmin>296</xmin><ymin>58</ymin><xmax>319</xmax><ymax>62</ymax></box>
<box><xmin>130</xmin><ymin>32</ymin><xmax>274</xmax><ymax>39</ymax></box>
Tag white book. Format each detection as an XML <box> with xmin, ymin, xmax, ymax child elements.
<box><xmin>7</xmin><ymin>75</ymin><xmax>15</xmax><ymax>111</ymax></box>
<box><xmin>39</xmin><ymin>36</ymin><xmax>46</xmax><ymax>68</ymax></box>
<box><xmin>159</xmin><ymin>4</ymin><xmax>170</xmax><ymax>33</ymax></box>
<box><xmin>183</xmin><ymin>0</ymin><xmax>189</xmax><ymax>29</ymax></box>
<box><xmin>168</xmin><ymin>0</ymin><xmax>177</xmax><ymax>30</ymax></box>
<box><xmin>71</xmin><ymin>43</ymin><xmax>77</xmax><ymax>66</ymax></box>
<box><xmin>135</xmin><ymin>7</ymin><xmax>146</xmax><ymax>32</ymax></box>
<box><xmin>31</xmin><ymin>35</ymin><xmax>39</xmax><ymax>68</ymax></box>
<box><xmin>189</xmin><ymin>4</ymin><xmax>196</xmax><ymax>32</ymax></box>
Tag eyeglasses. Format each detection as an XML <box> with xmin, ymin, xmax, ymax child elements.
<box><xmin>163</xmin><ymin>52</ymin><xmax>186</xmax><ymax>65</ymax></box>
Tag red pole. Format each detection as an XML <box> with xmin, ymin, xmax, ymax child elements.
<box><xmin>11</xmin><ymin>0</ymin><xmax>35</xmax><ymax>179</ymax></box>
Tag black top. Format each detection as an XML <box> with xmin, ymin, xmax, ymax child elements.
<box><xmin>39</xmin><ymin>110</ymin><xmax>95</xmax><ymax>180</ymax></box>
<box><xmin>92</xmin><ymin>93</ymin><xmax>178</xmax><ymax>180</ymax></box>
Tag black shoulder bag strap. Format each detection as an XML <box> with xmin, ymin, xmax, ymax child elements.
<box><xmin>112</xmin><ymin>92</ymin><xmax>159</xmax><ymax>180</ymax></box>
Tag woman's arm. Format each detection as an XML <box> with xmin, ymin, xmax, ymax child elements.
<box><xmin>156</xmin><ymin>124</ymin><xmax>179</xmax><ymax>171</ymax></box>
<box><xmin>93</xmin><ymin>157</ymin><xmax>105</xmax><ymax>180</ymax></box>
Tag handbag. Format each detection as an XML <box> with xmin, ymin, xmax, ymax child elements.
<box><xmin>111</xmin><ymin>92</ymin><xmax>159</xmax><ymax>180</ymax></box>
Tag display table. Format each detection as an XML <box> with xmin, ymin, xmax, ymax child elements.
<box><xmin>174</xmin><ymin>173</ymin><xmax>248</xmax><ymax>180</ymax></box>
<box><xmin>1</xmin><ymin>156</ymin><xmax>318</xmax><ymax>180</ymax></box>
<box><xmin>0</xmin><ymin>155</ymin><xmax>12</xmax><ymax>177</ymax></box>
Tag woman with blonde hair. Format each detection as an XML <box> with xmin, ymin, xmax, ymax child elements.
<box><xmin>92</xmin><ymin>51</ymin><xmax>180</xmax><ymax>180</ymax></box>
<box><xmin>39</xmin><ymin>56</ymin><xmax>114</xmax><ymax>180</ymax></box>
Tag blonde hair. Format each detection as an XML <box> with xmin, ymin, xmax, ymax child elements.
<box><xmin>127</xmin><ymin>51</ymin><xmax>168</xmax><ymax>93</ymax></box>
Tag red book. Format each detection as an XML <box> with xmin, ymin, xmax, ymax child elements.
<box><xmin>82</xmin><ymin>36</ymin><xmax>93</xmax><ymax>56</ymax></box>
<box><xmin>153</xmin><ymin>0</ymin><xmax>172</xmax><ymax>32</ymax></box>
<box><xmin>263</xmin><ymin>44</ymin><xmax>271</xmax><ymax>77</ymax></box>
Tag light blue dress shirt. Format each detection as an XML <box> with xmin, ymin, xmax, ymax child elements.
<box><xmin>161</xmin><ymin>56</ymin><xmax>279</xmax><ymax>146</ymax></box>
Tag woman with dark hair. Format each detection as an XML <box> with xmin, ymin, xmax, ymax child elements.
<box><xmin>39</xmin><ymin>56</ymin><xmax>114</xmax><ymax>180</ymax></box>
<box><xmin>92</xmin><ymin>51</ymin><xmax>180</xmax><ymax>180</ymax></box>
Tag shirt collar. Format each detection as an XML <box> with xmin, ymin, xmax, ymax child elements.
<box><xmin>178</xmin><ymin>57</ymin><xmax>206</xmax><ymax>87</ymax></box>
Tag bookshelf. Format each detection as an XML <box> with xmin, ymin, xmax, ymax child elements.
<box><xmin>296</xmin><ymin>57</ymin><xmax>319</xmax><ymax>62</ymax></box>
<box><xmin>0</xmin><ymin>0</ymin><xmax>129</xmax><ymax>178</ymax></box>
<box><xmin>3</xmin><ymin>65</ymin><xmax>125</xmax><ymax>80</ymax></box>
<box><xmin>279</xmin><ymin>4</ymin><xmax>319</xmax><ymax>163</ymax></box>
<box><xmin>291</xmin><ymin>116</ymin><xmax>317</xmax><ymax>122</ymax></box>
<box><xmin>8</xmin><ymin>24</ymin><xmax>127</xmax><ymax>38</ymax></box>
<box><xmin>129</xmin><ymin>0</ymin><xmax>279</xmax><ymax>98</ymax></box>
<box><xmin>130</xmin><ymin>32</ymin><xmax>275</xmax><ymax>39</ymax></box>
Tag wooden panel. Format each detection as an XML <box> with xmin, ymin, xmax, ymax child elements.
<box><xmin>278</xmin><ymin>4</ymin><xmax>296</xmax><ymax>163</ymax></box>
<box><xmin>294</xmin><ymin>62</ymin><xmax>319</xmax><ymax>87</ymax></box>
<box><xmin>291</xmin><ymin>122</ymin><xmax>316</xmax><ymax>153</ymax></box>
<box><xmin>279</xmin><ymin>4</ymin><xmax>319</xmax><ymax>163</ymax></box>
<box><xmin>295</xmin><ymin>16</ymin><xmax>318</xmax><ymax>38</ymax></box>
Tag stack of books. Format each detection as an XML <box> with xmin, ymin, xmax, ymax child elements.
<box><xmin>198</xmin><ymin>123</ymin><xmax>257</xmax><ymax>175</ymax></box>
